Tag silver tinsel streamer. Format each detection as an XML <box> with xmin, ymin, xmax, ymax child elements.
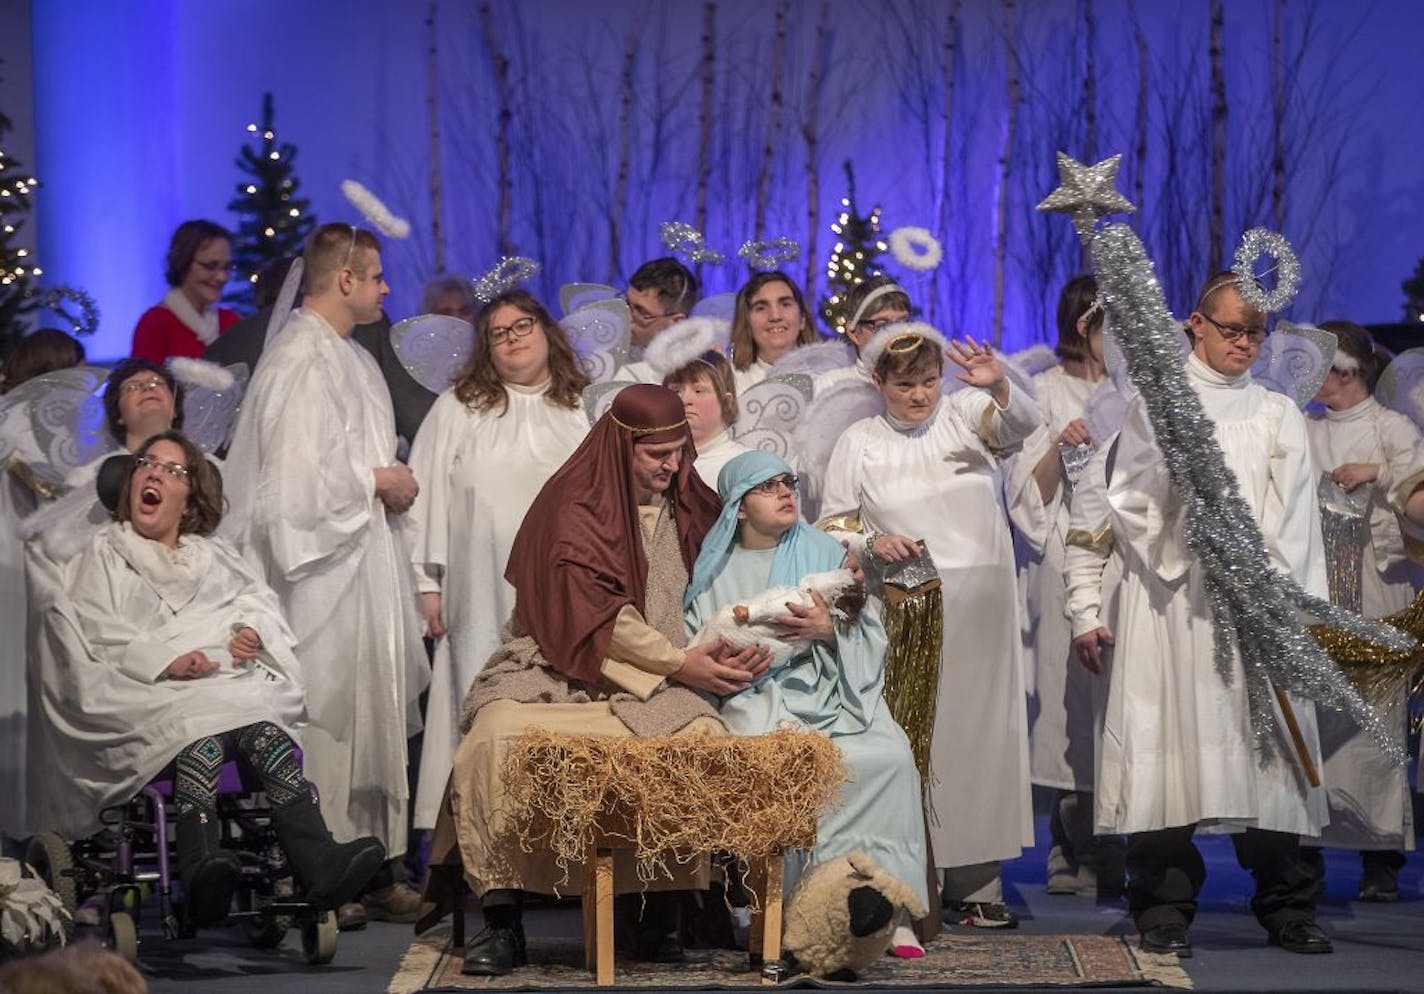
<box><xmin>737</xmin><ymin>237</ymin><xmax>801</xmax><ymax>271</ymax></box>
<box><xmin>1090</xmin><ymin>221</ymin><xmax>1411</xmax><ymax>766</ymax></box>
<box><xmin>1232</xmin><ymin>227</ymin><xmax>1302</xmax><ymax>314</ymax></box>
<box><xmin>31</xmin><ymin>285</ymin><xmax>100</xmax><ymax>337</ymax></box>
<box><xmin>471</xmin><ymin>256</ymin><xmax>541</xmax><ymax>304</ymax></box>
<box><xmin>658</xmin><ymin>221</ymin><xmax>725</xmax><ymax>265</ymax></box>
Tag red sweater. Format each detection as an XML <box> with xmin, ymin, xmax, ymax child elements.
<box><xmin>131</xmin><ymin>304</ymin><xmax>240</xmax><ymax>362</ymax></box>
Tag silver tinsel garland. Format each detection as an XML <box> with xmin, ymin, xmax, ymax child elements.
<box><xmin>1091</xmin><ymin>222</ymin><xmax>1411</xmax><ymax>765</ymax></box>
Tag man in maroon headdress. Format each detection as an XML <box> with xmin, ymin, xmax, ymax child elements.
<box><xmin>419</xmin><ymin>385</ymin><xmax>769</xmax><ymax>976</ymax></box>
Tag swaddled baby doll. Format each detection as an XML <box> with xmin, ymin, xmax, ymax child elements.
<box><xmin>690</xmin><ymin>567</ymin><xmax>864</xmax><ymax>666</ymax></box>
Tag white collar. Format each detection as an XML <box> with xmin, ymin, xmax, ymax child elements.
<box><xmin>162</xmin><ymin>288</ymin><xmax>221</xmax><ymax>345</ymax></box>
<box><xmin>1186</xmin><ymin>351</ymin><xmax>1250</xmax><ymax>389</ymax></box>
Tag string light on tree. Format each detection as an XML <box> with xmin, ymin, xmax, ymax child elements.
<box><xmin>0</xmin><ymin>93</ymin><xmax>41</xmax><ymax>356</ymax></box>
<box><xmin>225</xmin><ymin>91</ymin><xmax>316</xmax><ymax>310</ymax></box>
<box><xmin>1402</xmin><ymin>255</ymin><xmax>1424</xmax><ymax>325</ymax></box>
<box><xmin>818</xmin><ymin>160</ymin><xmax>893</xmax><ymax>334</ymax></box>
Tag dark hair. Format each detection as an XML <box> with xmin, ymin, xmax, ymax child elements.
<box><xmin>165</xmin><ymin>219</ymin><xmax>232</xmax><ymax>287</ymax></box>
<box><xmin>841</xmin><ymin>275</ymin><xmax>912</xmax><ymax>332</ymax></box>
<box><xmin>1054</xmin><ymin>275</ymin><xmax>1102</xmax><ymax>362</ymax></box>
<box><xmin>662</xmin><ymin>350</ymin><xmax>739</xmax><ymax>428</ymax></box>
<box><xmin>873</xmin><ymin>335</ymin><xmax>944</xmax><ymax>383</ymax></box>
<box><xmin>103</xmin><ymin>358</ymin><xmax>185</xmax><ymax>445</ymax></box>
<box><xmin>452</xmin><ymin>289</ymin><xmax>591</xmax><ymax>415</ymax></box>
<box><xmin>730</xmin><ymin>271</ymin><xmax>817</xmax><ymax>370</ymax></box>
<box><xmin>628</xmin><ymin>257</ymin><xmax>699</xmax><ymax>315</ymax></box>
<box><xmin>253</xmin><ymin>256</ymin><xmax>297</xmax><ymax>310</ymax></box>
<box><xmin>116</xmin><ymin>430</ymin><xmax>223</xmax><ymax>536</ymax></box>
<box><xmin>1319</xmin><ymin>320</ymin><xmax>1384</xmax><ymax>392</ymax></box>
<box><xmin>0</xmin><ymin>328</ymin><xmax>86</xmax><ymax>394</ymax></box>
<box><xmin>421</xmin><ymin>274</ymin><xmax>479</xmax><ymax>319</ymax></box>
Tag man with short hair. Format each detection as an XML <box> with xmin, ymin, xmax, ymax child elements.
<box><xmin>223</xmin><ymin>222</ymin><xmax>430</xmax><ymax>927</ymax></box>
<box><xmin>621</xmin><ymin>258</ymin><xmax>700</xmax><ymax>383</ymax></box>
<box><xmin>1067</xmin><ymin>272</ymin><xmax>1332</xmax><ymax>958</ymax></box>
<box><xmin>419</xmin><ymin>384</ymin><xmax>768</xmax><ymax>976</ymax></box>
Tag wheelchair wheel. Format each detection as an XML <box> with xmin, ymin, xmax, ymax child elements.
<box><xmin>107</xmin><ymin>910</ymin><xmax>139</xmax><ymax>962</ymax></box>
<box><xmin>235</xmin><ymin>886</ymin><xmax>289</xmax><ymax>949</ymax></box>
<box><xmin>300</xmin><ymin>911</ymin><xmax>337</xmax><ymax>965</ymax></box>
<box><xmin>24</xmin><ymin>832</ymin><xmax>77</xmax><ymax>914</ymax></box>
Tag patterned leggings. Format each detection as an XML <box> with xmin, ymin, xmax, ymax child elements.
<box><xmin>173</xmin><ymin>722</ymin><xmax>307</xmax><ymax>813</ymax></box>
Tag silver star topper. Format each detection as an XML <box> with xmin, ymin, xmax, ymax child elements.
<box><xmin>1035</xmin><ymin>152</ymin><xmax>1136</xmax><ymax>242</ymax></box>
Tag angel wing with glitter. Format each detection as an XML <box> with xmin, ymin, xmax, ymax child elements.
<box><xmin>790</xmin><ymin>376</ymin><xmax>884</xmax><ymax>520</ymax></box>
<box><xmin>1375</xmin><ymin>348</ymin><xmax>1424</xmax><ymax>433</ymax></box>
<box><xmin>580</xmin><ymin>380</ymin><xmax>632</xmax><ymax>426</ymax></box>
<box><xmin>1250</xmin><ymin>322</ymin><xmax>1336</xmax><ymax>409</ymax></box>
<box><xmin>768</xmin><ymin>340</ymin><xmax>855</xmax><ymax>379</ymax></box>
<box><xmin>0</xmin><ymin>366</ymin><xmax>112</xmax><ymax>488</ymax></box>
<box><xmin>389</xmin><ymin>314</ymin><xmax>477</xmax><ymax>395</ymax></box>
<box><xmin>180</xmin><ymin>363</ymin><xmax>250</xmax><ymax>455</ymax></box>
<box><xmin>561</xmin><ymin>299</ymin><xmax>634</xmax><ymax>383</ymax></box>
<box><xmin>559</xmin><ymin>282</ymin><xmax>619</xmax><ymax>317</ymax></box>
<box><xmin>730</xmin><ymin>374</ymin><xmax>814</xmax><ymax>461</ymax></box>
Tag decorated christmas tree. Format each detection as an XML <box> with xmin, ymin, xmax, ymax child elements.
<box><xmin>818</xmin><ymin>160</ymin><xmax>890</xmax><ymax>334</ymax></box>
<box><xmin>225</xmin><ymin>92</ymin><xmax>315</xmax><ymax>310</ymax></box>
<box><xmin>0</xmin><ymin>99</ymin><xmax>40</xmax><ymax>361</ymax></box>
<box><xmin>1403</xmin><ymin>256</ymin><xmax>1424</xmax><ymax>324</ymax></box>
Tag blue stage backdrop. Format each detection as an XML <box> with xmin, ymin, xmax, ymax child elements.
<box><xmin>30</xmin><ymin>0</ymin><xmax>1424</xmax><ymax>360</ymax></box>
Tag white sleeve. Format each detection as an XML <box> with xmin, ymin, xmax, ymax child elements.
<box><xmin>818</xmin><ymin>428</ymin><xmax>870</xmax><ymax>556</ymax></box>
<box><xmin>406</xmin><ymin>392</ymin><xmax>459</xmax><ymax>595</ymax></box>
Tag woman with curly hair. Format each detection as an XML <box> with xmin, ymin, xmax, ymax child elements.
<box><xmin>406</xmin><ymin>289</ymin><xmax>591</xmax><ymax>830</ymax></box>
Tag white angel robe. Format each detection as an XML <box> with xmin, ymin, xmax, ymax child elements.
<box><xmin>405</xmin><ymin>383</ymin><xmax>588</xmax><ymax>829</ymax></box>
<box><xmin>222</xmin><ymin>307</ymin><xmax>428</xmax><ymax>855</ymax></box>
<box><xmin>1304</xmin><ymin>396</ymin><xmax>1424</xmax><ymax>850</ymax></box>
<box><xmin>692</xmin><ymin>431</ymin><xmax>750</xmax><ymax>490</ymax></box>
<box><xmin>732</xmin><ymin>359</ymin><xmax>773</xmax><ymax>396</ymax></box>
<box><xmin>1074</xmin><ymin>354</ymin><xmax>1328</xmax><ymax>837</ymax></box>
<box><xmin>822</xmin><ymin>385</ymin><xmax>1040</xmax><ymax>870</ymax></box>
<box><xmin>28</xmin><ymin>523</ymin><xmax>306</xmax><ymax>839</ymax></box>
<box><xmin>1020</xmin><ymin>366</ymin><xmax>1103</xmax><ymax>792</ymax></box>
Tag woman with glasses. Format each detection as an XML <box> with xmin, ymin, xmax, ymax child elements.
<box><xmin>820</xmin><ymin>324</ymin><xmax>1041</xmax><ymax>929</ymax></box>
<box><xmin>406</xmin><ymin>289</ymin><xmax>591</xmax><ymax>832</ymax></box>
<box><xmin>814</xmin><ymin>276</ymin><xmax>913</xmax><ymax>392</ymax></box>
<box><xmin>729</xmin><ymin>271</ymin><xmax>819</xmax><ymax>395</ymax></box>
<box><xmin>32</xmin><ymin>430</ymin><xmax>386</xmax><ymax>927</ymax></box>
<box><xmin>685</xmin><ymin>450</ymin><xmax>930</xmax><ymax>958</ymax></box>
<box><xmin>131</xmin><ymin>220</ymin><xmax>241</xmax><ymax>363</ymax></box>
<box><xmin>1302</xmin><ymin>321</ymin><xmax>1424</xmax><ymax>903</ymax></box>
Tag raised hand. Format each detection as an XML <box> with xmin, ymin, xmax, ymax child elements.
<box><xmin>946</xmin><ymin>336</ymin><xmax>1009</xmax><ymax>404</ymax></box>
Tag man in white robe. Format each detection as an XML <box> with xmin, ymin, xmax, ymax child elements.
<box><xmin>222</xmin><ymin>223</ymin><xmax>429</xmax><ymax>926</ymax></box>
<box><xmin>1067</xmin><ymin>274</ymin><xmax>1332</xmax><ymax>957</ymax></box>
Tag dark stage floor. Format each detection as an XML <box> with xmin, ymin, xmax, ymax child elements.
<box><xmin>108</xmin><ymin>813</ymin><xmax>1424</xmax><ymax>994</ymax></box>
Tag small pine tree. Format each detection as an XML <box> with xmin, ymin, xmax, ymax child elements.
<box><xmin>818</xmin><ymin>160</ymin><xmax>891</xmax><ymax>335</ymax></box>
<box><xmin>1403</xmin><ymin>256</ymin><xmax>1424</xmax><ymax>324</ymax></box>
<box><xmin>0</xmin><ymin>100</ymin><xmax>41</xmax><ymax>362</ymax></box>
<box><xmin>225</xmin><ymin>92</ymin><xmax>315</xmax><ymax>310</ymax></box>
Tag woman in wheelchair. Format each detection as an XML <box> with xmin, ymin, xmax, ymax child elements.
<box><xmin>29</xmin><ymin>430</ymin><xmax>386</xmax><ymax>927</ymax></box>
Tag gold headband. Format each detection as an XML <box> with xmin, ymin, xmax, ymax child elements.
<box><xmin>610</xmin><ymin>412</ymin><xmax>688</xmax><ymax>435</ymax></box>
<box><xmin>886</xmin><ymin>333</ymin><xmax>925</xmax><ymax>354</ymax></box>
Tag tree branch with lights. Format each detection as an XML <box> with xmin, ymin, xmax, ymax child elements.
<box><xmin>818</xmin><ymin>161</ymin><xmax>892</xmax><ymax>335</ymax></box>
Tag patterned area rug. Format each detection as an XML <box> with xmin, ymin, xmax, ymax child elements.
<box><xmin>388</xmin><ymin>933</ymin><xmax>1192</xmax><ymax>992</ymax></box>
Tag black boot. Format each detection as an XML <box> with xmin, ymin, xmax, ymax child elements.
<box><xmin>270</xmin><ymin>797</ymin><xmax>386</xmax><ymax>911</ymax></box>
<box><xmin>176</xmin><ymin>808</ymin><xmax>241</xmax><ymax>927</ymax></box>
<box><xmin>463</xmin><ymin>897</ymin><xmax>527</xmax><ymax>976</ymax></box>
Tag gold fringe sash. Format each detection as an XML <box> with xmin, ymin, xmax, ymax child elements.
<box><xmin>882</xmin><ymin>579</ymin><xmax>944</xmax><ymax>782</ymax></box>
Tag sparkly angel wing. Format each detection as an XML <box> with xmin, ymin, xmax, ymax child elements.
<box><xmin>1250</xmin><ymin>322</ymin><xmax>1335</xmax><ymax>409</ymax></box>
<box><xmin>561</xmin><ymin>299</ymin><xmax>633</xmax><ymax>383</ymax></box>
<box><xmin>791</xmin><ymin>377</ymin><xmax>884</xmax><ymax>519</ymax></box>
<box><xmin>1</xmin><ymin>366</ymin><xmax>112</xmax><ymax>484</ymax></box>
<box><xmin>181</xmin><ymin>363</ymin><xmax>250</xmax><ymax>455</ymax></box>
<box><xmin>730</xmin><ymin>374</ymin><xmax>814</xmax><ymax>460</ymax></box>
<box><xmin>1375</xmin><ymin>348</ymin><xmax>1424</xmax><ymax>432</ymax></box>
<box><xmin>768</xmin><ymin>340</ymin><xmax>856</xmax><ymax>379</ymax></box>
<box><xmin>690</xmin><ymin>293</ymin><xmax>737</xmax><ymax>323</ymax></box>
<box><xmin>559</xmin><ymin>282</ymin><xmax>619</xmax><ymax>317</ymax></box>
<box><xmin>389</xmin><ymin>314</ymin><xmax>476</xmax><ymax>394</ymax></box>
<box><xmin>581</xmin><ymin>380</ymin><xmax>632</xmax><ymax>426</ymax></box>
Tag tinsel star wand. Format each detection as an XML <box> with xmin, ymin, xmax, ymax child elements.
<box><xmin>1037</xmin><ymin>152</ymin><xmax>1413</xmax><ymax>769</ymax></box>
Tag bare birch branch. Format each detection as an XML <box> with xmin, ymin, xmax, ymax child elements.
<box><xmin>696</xmin><ymin>1</ymin><xmax>716</xmax><ymax>283</ymax></box>
<box><xmin>478</xmin><ymin>1</ymin><xmax>514</xmax><ymax>255</ymax></box>
<box><xmin>802</xmin><ymin>0</ymin><xmax>831</xmax><ymax>305</ymax></box>
<box><xmin>992</xmin><ymin>0</ymin><xmax>1021</xmax><ymax>347</ymax></box>
<box><xmin>425</xmin><ymin>0</ymin><xmax>446</xmax><ymax>273</ymax></box>
<box><xmin>1209</xmin><ymin>0</ymin><xmax>1226</xmax><ymax>273</ymax></box>
<box><xmin>754</xmin><ymin>0</ymin><xmax>792</xmax><ymax>240</ymax></box>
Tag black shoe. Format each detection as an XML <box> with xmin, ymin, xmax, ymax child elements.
<box><xmin>176</xmin><ymin>808</ymin><xmax>241</xmax><ymax>927</ymax></box>
<box><xmin>269</xmin><ymin>797</ymin><xmax>386</xmax><ymax>911</ymax></box>
<box><xmin>1269</xmin><ymin>920</ymin><xmax>1333</xmax><ymax>955</ymax></box>
<box><xmin>1359</xmin><ymin>864</ymin><xmax>1400</xmax><ymax>903</ymax></box>
<box><xmin>462</xmin><ymin>924</ymin><xmax>528</xmax><ymax>975</ymax></box>
<box><xmin>1139</xmin><ymin>922</ymin><xmax>1192</xmax><ymax>957</ymax></box>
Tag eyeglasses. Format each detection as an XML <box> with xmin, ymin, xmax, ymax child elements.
<box><xmin>625</xmin><ymin>299</ymin><xmax>673</xmax><ymax>325</ymax></box>
<box><xmin>488</xmin><ymin>316</ymin><xmax>538</xmax><ymax>346</ymax></box>
<box><xmin>135</xmin><ymin>454</ymin><xmax>191</xmax><ymax>483</ymax></box>
<box><xmin>855</xmin><ymin>316</ymin><xmax>899</xmax><ymax>335</ymax></box>
<box><xmin>194</xmin><ymin>260</ymin><xmax>237</xmax><ymax>275</ymax></box>
<box><xmin>119</xmin><ymin>377</ymin><xmax>169</xmax><ymax>395</ymax></box>
<box><xmin>1198</xmin><ymin>312</ymin><xmax>1266</xmax><ymax>344</ymax></box>
<box><xmin>750</xmin><ymin>473</ymin><xmax>798</xmax><ymax>496</ymax></box>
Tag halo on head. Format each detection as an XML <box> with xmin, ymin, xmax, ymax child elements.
<box><xmin>847</xmin><ymin>283</ymin><xmax>910</xmax><ymax>330</ymax></box>
<box><xmin>858</xmin><ymin>321</ymin><xmax>951</xmax><ymax>373</ymax></box>
<box><xmin>1230</xmin><ymin>228</ymin><xmax>1302</xmax><ymax>314</ymax></box>
<box><xmin>1331</xmin><ymin>349</ymin><xmax>1361</xmax><ymax>373</ymax></box>
<box><xmin>644</xmin><ymin>317</ymin><xmax>732</xmax><ymax>379</ymax></box>
<box><xmin>472</xmin><ymin>256</ymin><xmax>541</xmax><ymax>304</ymax></box>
